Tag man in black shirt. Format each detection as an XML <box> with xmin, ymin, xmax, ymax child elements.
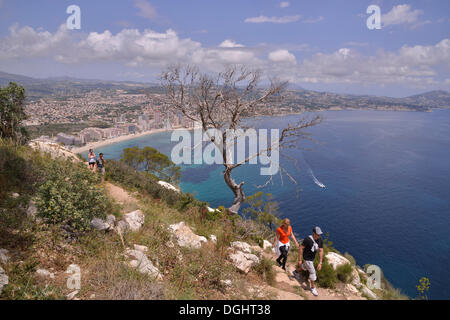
<box><xmin>297</xmin><ymin>226</ymin><xmax>324</xmax><ymax>297</ymax></box>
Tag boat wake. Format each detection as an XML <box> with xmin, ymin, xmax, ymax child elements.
<box><xmin>309</xmin><ymin>169</ymin><xmax>326</xmax><ymax>189</ymax></box>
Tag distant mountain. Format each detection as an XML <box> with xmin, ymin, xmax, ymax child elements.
<box><xmin>0</xmin><ymin>70</ymin><xmax>448</xmax><ymax>110</ymax></box>
<box><xmin>0</xmin><ymin>71</ymin><xmax>39</xmax><ymax>86</ymax></box>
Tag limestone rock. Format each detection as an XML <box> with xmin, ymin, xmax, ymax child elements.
<box><xmin>230</xmin><ymin>241</ymin><xmax>252</xmax><ymax>254</ymax></box>
<box><xmin>0</xmin><ymin>266</ymin><xmax>8</xmax><ymax>294</ymax></box>
<box><xmin>125</xmin><ymin>249</ymin><xmax>162</xmax><ymax>280</ymax></box>
<box><xmin>158</xmin><ymin>181</ymin><xmax>180</xmax><ymax>193</ymax></box>
<box><xmin>326</xmin><ymin>252</ymin><xmax>351</xmax><ymax>270</ymax></box>
<box><xmin>351</xmin><ymin>268</ymin><xmax>361</xmax><ymax>288</ymax></box>
<box><xmin>361</xmin><ymin>285</ymin><xmax>378</xmax><ymax>300</ymax></box>
<box><xmin>27</xmin><ymin>200</ymin><xmax>38</xmax><ymax>219</ymax></box>
<box><xmin>91</xmin><ymin>215</ymin><xmax>116</xmax><ymax>232</ymax></box>
<box><xmin>36</xmin><ymin>268</ymin><xmax>55</xmax><ymax>279</ymax></box>
<box><xmin>229</xmin><ymin>250</ymin><xmax>260</xmax><ymax>274</ymax></box>
<box><xmin>221</xmin><ymin>279</ymin><xmax>232</xmax><ymax>287</ymax></box>
<box><xmin>0</xmin><ymin>249</ymin><xmax>9</xmax><ymax>265</ymax></box>
<box><xmin>116</xmin><ymin>210</ymin><xmax>145</xmax><ymax>233</ymax></box>
<box><xmin>66</xmin><ymin>290</ymin><xmax>79</xmax><ymax>300</ymax></box>
<box><xmin>345</xmin><ymin>283</ymin><xmax>359</xmax><ymax>295</ymax></box>
<box><xmin>133</xmin><ymin>244</ymin><xmax>148</xmax><ymax>253</ymax></box>
<box><xmin>123</xmin><ymin>210</ymin><xmax>145</xmax><ymax>231</ymax></box>
<box><xmin>263</xmin><ymin>240</ymin><xmax>273</xmax><ymax>250</ymax></box>
<box><xmin>168</xmin><ymin>222</ymin><xmax>207</xmax><ymax>249</ymax></box>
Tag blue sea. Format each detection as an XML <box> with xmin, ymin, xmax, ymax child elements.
<box><xmin>85</xmin><ymin>109</ymin><xmax>450</xmax><ymax>299</ymax></box>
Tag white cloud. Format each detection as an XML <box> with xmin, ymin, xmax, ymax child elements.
<box><xmin>302</xmin><ymin>16</ymin><xmax>324</xmax><ymax>24</ymax></box>
<box><xmin>245</xmin><ymin>15</ymin><xmax>301</xmax><ymax>24</ymax></box>
<box><xmin>134</xmin><ymin>0</ymin><xmax>157</xmax><ymax>20</ymax></box>
<box><xmin>268</xmin><ymin>49</ymin><xmax>296</xmax><ymax>64</ymax></box>
<box><xmin>381</xmin><ymin>4</ymin><xmax>423</xmax><ymax>27</ymax></box>
<box><xmin>280</xmin><ymin>2</ymin><xmax>290</xmax><ymax>8</ymax></box>
<box><xmin>0</xmin><ymin>24</ymin><xmax>448</xmax><ymax>90</ymax></box>
<box><xmin>287</xmin><ymin>39</ymin><xmax>450</xmax><ymax>87</ymax></box>
<box><xmin>219</xmin><ymin>40</ymin><xmax>245</xmax><ymax>48</ymax></box>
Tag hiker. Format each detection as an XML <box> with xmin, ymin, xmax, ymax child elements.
<box><xmin>273</xmin><ymin>218</ymin><xmax>299</xmax><ymax>271</ymax></box>
<box><xmin>296</xmin><ymin>226</ymin><xmax>324</xmax><ymax>297</ymax></box>
<box><xmin>96</xmin><ymin>153</ymin><xmax>106</xmax><ymax>183</ymax></box>
<box><xmin>88</xmin><ymin>149</ymin><xmax>97</xmax><ymax>172</ymax></box>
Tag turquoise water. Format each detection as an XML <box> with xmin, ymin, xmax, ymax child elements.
<box><xmin>86</xmin><ymin>110</ymin><xmax>450</xmax><ymax>299</ymax></box>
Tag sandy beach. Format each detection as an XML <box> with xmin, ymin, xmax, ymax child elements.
<box><xmin>71</xmin><ymin>127</ymin><xmax>185</xmax><ymax>154</ymax></box>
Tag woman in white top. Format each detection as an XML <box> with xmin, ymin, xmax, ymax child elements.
<box><xmin>88</xmin><ymin>149</ymin><xmax>97</xmax><ymax>172</ymax></box>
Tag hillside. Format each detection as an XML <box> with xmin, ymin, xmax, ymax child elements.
<box><xmin>0</xmin><ymin>71</ymin><xmax>448</xmax><ymax>110</ymax></box>
<box><xmin>0</xmin><ymin>140</ymin><xmax>408</xmax><ymax>300</ymax></box>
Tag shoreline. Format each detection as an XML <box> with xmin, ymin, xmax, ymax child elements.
<box><xmin>71</xmin><ymin>127</ymin><xmax>186</xmax><ymax>154</ymax></box>
<box><xmin>69</xmin><ymin>107</ymin><xmax>446</xmax><ymax>154</ymax></box>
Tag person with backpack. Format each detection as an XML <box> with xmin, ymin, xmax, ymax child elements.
<box><xmin>273</xmin><ymin>218</ymin><xmax>299</xmax><ymax>271</ymax></box>
<box><xmin>96</xmin><ymin>153</ymin><xmax>106</xmax><ymax>183</ymax></box>
<box><xmin>296</xmin><ymin>226</ymin><xmax>324</xmax><ymax>297</ymax></box>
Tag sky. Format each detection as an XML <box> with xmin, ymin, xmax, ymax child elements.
<box><xmin>0</xmin><ymin>0</ymin><xmax>449</xmax><ymax>97</ymax></box>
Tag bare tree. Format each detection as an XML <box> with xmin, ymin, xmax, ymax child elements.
<box><xmin>160</xmin><ymin>65</ymin><xmax>321</xmax><ymax>214</ymax></box>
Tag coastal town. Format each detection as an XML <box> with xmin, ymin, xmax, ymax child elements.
<box><xmin>16</xmin><ymin>76</ymin><xmax>448</xmax><ymax>150</ymax></box>
<box><xmin>26</xmin><ymin>89</ymin><xmax>202</xmax><ymax>149</ymax></box>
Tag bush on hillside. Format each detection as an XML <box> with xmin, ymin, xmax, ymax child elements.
<box><xmin>336</xmin><ymin>263</ymin><xmax>353</xmax><ymax>283</ymax></box>
<box><xmin>106</xmin><ymin>159</ymin><xmax>205</xmax><ymax>208</ymax></box>
<box><xmin>35</xmin><ymin>159</ymin><xmax>112</xmax><ymax>232</ymax></box>
<box><xmin>253</xmin><ymin>257</ymin><xmax>276</xmax><ymax>286</ymax></box>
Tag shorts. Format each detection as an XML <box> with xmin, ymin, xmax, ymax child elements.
<box><xmin>98</xmin><ymin>167</ymin><xmax>105</xmax><ymax>175</ymax></box>
<box><xmin>301</xmin><ymin>260</ymin><xmax>317</xmax><ymax>281</ymax></box>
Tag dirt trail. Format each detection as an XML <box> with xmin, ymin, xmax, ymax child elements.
<box><xmin>263</xmin><ymin>251</ymin><xmax>365</xmax><ymax>300</ymax></box>
<box><xmin>105</xmin><ymin>182</ymin><xmax>138</xmax><ymax>212</ymax></box>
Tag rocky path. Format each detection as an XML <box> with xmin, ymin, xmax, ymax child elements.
<box><xmin>262</xmin><ymin>251</ymin><xmax>366</xmax><ymax>300</ymax></box>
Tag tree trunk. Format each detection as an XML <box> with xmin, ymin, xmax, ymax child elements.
<box><xmin>223</xmin><ymin>166</ymin><xmax>245</xmax><ymax>214</ymax></box>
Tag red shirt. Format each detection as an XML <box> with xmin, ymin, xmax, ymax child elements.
<box><xmin>277</xmin><ymin>226</ymin><xmax>292</xmax><ymax>244</ymax></box>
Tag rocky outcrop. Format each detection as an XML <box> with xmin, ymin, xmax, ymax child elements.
<box><xmin>116</xmin><ymin>210</ymin><xmax>145</xmax><ymax>233</ymax></box>
<box><xmin>125</xmin><ymin>248</ymin><xmax>162</xmax><ymax>280</ymax></box>
<box><xmin>0</xmin><ymin>249</ymin><xmax>9</xmax><ymax>265</ymax></box>
<box><xmin>228</xmin><ymin>241</ymin><xmax>261</xmax><ymax>274</ymax></box>
<box><xmin>91</xmin><ymin>215</ymin><xmax>116</xmax><ymax>232</ymax></box>
<box><xmin>158</xmin><ymin>181</ymin><xmax>180</xmax><ymax>193</ymax></box>
<box><xmin>29</xmin><ymin>141</ymin><xmax>80</xmax><ymax>163</ymax></box>
<box><xmin>168</xmin><ymin>222</ymin><xmax>207</xmax><ymax>249</ymax></box>
<box><xmin>326</xmin><ymin>252</ymin><xmax>351</xmax><ymax>269</ymax></box>
<box><xmin>326</xmin><ymin>252</ymin><xmax>362</xmax><ymax>289</ymax></box>
<box><xmin>26</xmin><ymin>200</ymin><xmax>37</xmax><ymax>219</ymax></box>
<box><xmin>361</xmin><ymin>285</ymin><xmax>378</xmax><ymax>300</ymax></box>
<box><xmin>229</xmin><ymin>250</ymin><xmax>260</xmax><ymax>274</ymax></box>
<box><xmin>230</xmin><ymin>241</ymin><xmax>253</xmax><ymax>253</ymax></box>
<box><xmin>36</xmin><ymin>268</ymin><xmax>55</xmax><ymax>279</ymax></box>
<box><xmin>0</xmin><ymin>266</ymin><xmax>8</xmax><ymax>295</ymax></box>
<box><xmin>263</xmin><ymin>240</ymin><xmax>272</xmax><ymax>250</ymax></box>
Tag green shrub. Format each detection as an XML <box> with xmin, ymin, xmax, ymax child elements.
<box><xmin>35</xmin><ymin>159</ymin><xmax>111</xmax><ymax>232</ymax></box>
<box><xmin>315</xmin><ymin>258</ymin><xmax>337</xmax><ymax>288</ymax></box>
<box><xmin>253</xmin><ymin>257</ymin><xmax>275</xmax><ymax>286</ymax></box>
<box><xmin>336</xmin><ymin>263</ymin><xmax>353</xmax><ymax>283</ymax></box>
<box><xmin>343</xmin><ymin>252</ymin><xmax>356</xmax><ymax>266</ymax></box>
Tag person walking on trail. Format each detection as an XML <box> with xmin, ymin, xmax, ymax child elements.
<box><xmin>96</xmin><ymin>153</ymin><xmax>106</xmax><ymax>183</ymax></box>
<box><xmin>296</xmin><ymin>226</ymin><xmax>324</xmax><ymax>297</ymax></box>
<box><xmin>273</xmin><ymin>218</ymin><xmax>299</xmax><ymax>271</ymax></box>
<box><xmin>88</xmin><ymin>149</ymin><xmax>97</xmax><ymax>172</ymax></box>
